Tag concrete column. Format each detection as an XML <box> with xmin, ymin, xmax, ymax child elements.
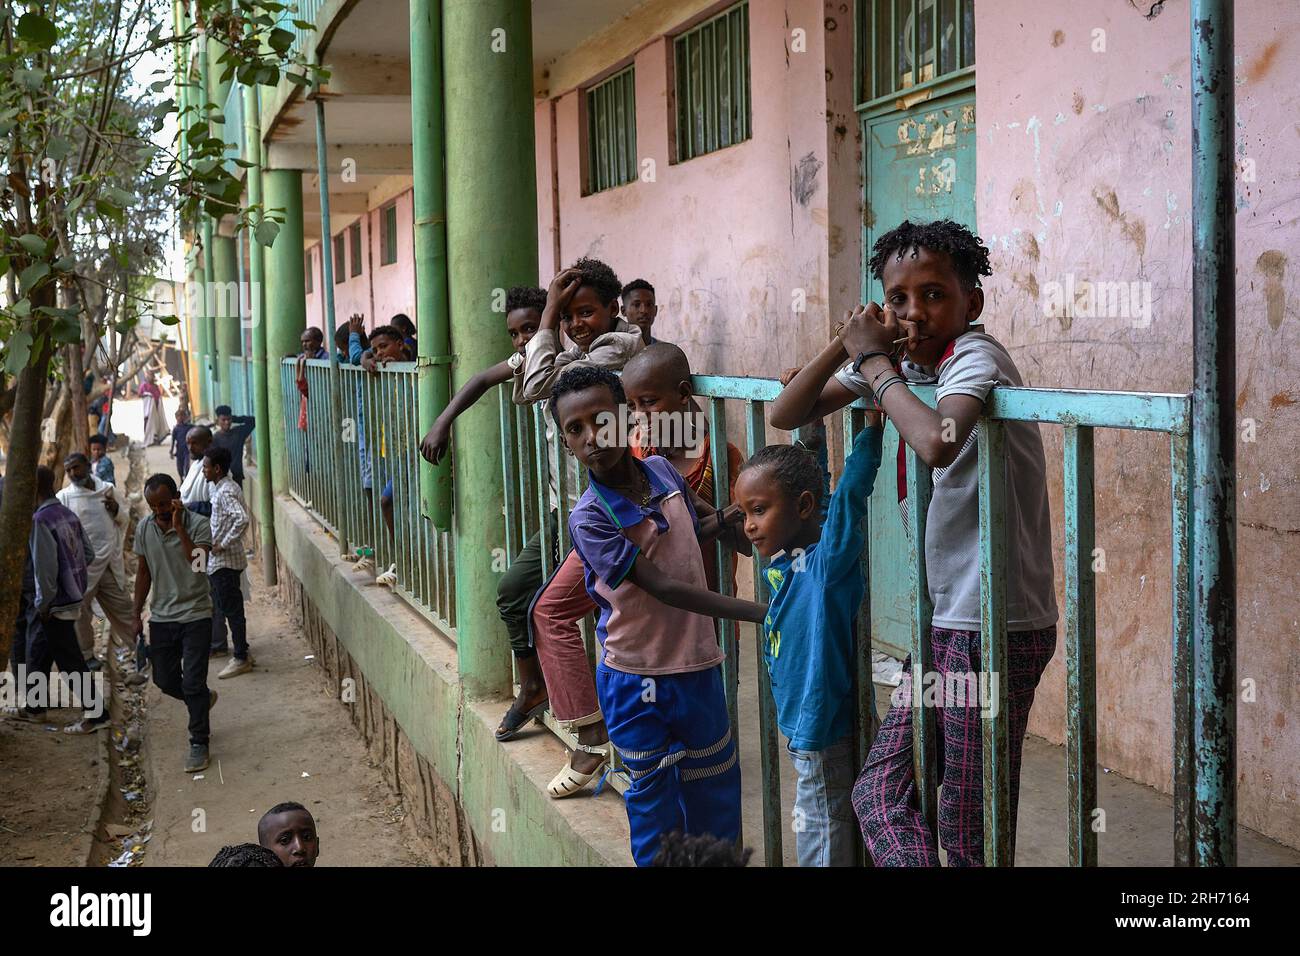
<box><xmin>263</xmin><ymin>169</ymin><xmax>307</xmax><ymax>495</ymax></box>
<box><xmin>191</xmin><ymin>253</ymin><xmax>210</xmax><ymax>416</ymax></box>
<box><xmin>212</xmin><ymin>233</ymin><xmax>240</xmax><ymax>408</ymax></box>
<box><xmin>444</xmin><ymin>0</ymin><xmax>539</xmax><ymax>699</ymax></box>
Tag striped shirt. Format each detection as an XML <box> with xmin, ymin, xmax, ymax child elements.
<box><xmin>208</xmin><ymin>475</ymin><xmax>249</xmax><ymax>573</ymax></box>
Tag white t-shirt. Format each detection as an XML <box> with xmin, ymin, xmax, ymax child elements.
<box><xmin>56</xmin><ymin>475</ymin><xmax>127</xmax><ymax>587</ymax></box>
<box><xmin>836</xmin><ymin>330</ymin><xmax>1058</xmax><ymax>631</ymax></box>
<box><xmin>180</xmin><ymin>458</ymin><xmax>211</xmax><ymax>505</ymax></box>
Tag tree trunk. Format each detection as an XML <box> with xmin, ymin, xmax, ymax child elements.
<box><xmin>0</xmin><ymin>324</ymin><xmax>54</xmax><ymax>671</ymax></box>
<box><xmin>67</xmin><ymin>340</ymin><xmax>90</xmax><ymax>457</ymax></box>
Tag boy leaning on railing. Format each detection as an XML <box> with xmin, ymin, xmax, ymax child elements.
<box><xmin>770</xmin><ymin>219</ymin><xmax>1058</xmax><ymax>867</ymax></box>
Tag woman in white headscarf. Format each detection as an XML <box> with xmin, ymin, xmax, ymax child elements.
<box><xmin>140</xmin><ymin>369</ymin><xmax>170</xmax><ymax>446</ymax></box>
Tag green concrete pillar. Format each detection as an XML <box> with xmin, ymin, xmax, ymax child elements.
<box><xmin>411</xmin><ymin>0</ymin><xmax>452</xmax><ymax>531</ymax></box>
<box><xmin>444</xmin><ymin>0</ymin><xmax>539</xmax><ymax>699</ymax></box>
<box><xmin>263</xmin><ymin>169</ymin><xmax>307</xmax><ymax>496</ymax></box>
<box><xmin>243</xmin><ymin>75</ymin><xmax>277</xmax><ymax>586</ymax></box>
<box><xmin>213</xmin><ymin>233</ymin><xmax>240</xmax><ymax>408</ymax></box>
<box><xmin>191</xmin><ymin>252</ymin><xmax>211</xmax><ymax>416</ymax></box>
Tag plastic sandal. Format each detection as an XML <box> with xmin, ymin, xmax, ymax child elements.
<box><xmin>547</xmin><ymin>743</ymin><xmax>610</xmax><ymax>799</ymax></box>
<box><xmin>494</xmin><ymin>698</ymin><xmax>548</xmax><ymax>742</ymax></box>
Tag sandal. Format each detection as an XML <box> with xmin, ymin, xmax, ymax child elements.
<box><xmin>547</xmin><ymin>743</ymin><xmax>610</xmax><ymax>799</ymax></box>
<box><xmin>377</xmin><ymin>564</ymin><xmax>398</xmax><ymax>588</ymax></box>
<box><xmin>494</xmin><ymin>698</ymin><xmax>548</xmax><ymax>742</ymax></box>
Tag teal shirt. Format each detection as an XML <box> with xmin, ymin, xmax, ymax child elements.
<box><xmin>761</xmin><ymin>425</ymin><xmax>883</xmax><ymax>750</ymax></box>
<box><xmin>133</xmin><ymin>509</ymin><xmax>213</xmax><ymax>623</ymax></box>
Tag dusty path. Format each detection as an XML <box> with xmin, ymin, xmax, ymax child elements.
<box><xmin>121</xmin><ymin>416</ymin><xmax>427</xmax><ymax>866</ymax></box>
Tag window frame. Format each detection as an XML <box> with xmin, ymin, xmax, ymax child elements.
<box><xmin>670</xmin><ymin>0</ymin><xmax>751</xmax><ymax>165</ymax></box>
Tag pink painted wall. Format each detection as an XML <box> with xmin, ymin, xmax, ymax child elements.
<box><xmin>304</xmin><ymin>187</ymin><xmax>418</xmax><ymax>339</ymax></box>
<box><xmin>976</xmin><ymin>0</ymin><xmax>1299</xmax><ymax>845</ymax></box>
<box><xmin>534</xmin><ymin>0</ymin><xmax>859</xmax><ymax>384</ymax></box>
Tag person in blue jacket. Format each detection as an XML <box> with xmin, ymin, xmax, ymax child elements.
<box><xmin>733</xmin><ymin>413</ymin><xmax>884</xmax><ymax>867</ymax></box>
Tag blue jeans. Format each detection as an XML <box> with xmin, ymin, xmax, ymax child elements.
<box><xmin>788</xmin><ymin>733</ymin><xmax>858</xmax><ymax>866</ymax></box>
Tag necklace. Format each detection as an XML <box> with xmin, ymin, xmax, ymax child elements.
<box><xmin>610</xmin><ymin>470</ymin><xmax>652</xmax><ymax>506</ymax></box>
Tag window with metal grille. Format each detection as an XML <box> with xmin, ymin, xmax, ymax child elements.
<box><xmin>584</xmin><ymin>66</ymin><xmax>638</xmax><ymax>194</ymax></box>
<box><xmin>380</xmin><ymin>203</ymin><xmax>398</xmax><ymax>266</ymax></box>
<box><xmin>858</xmin><ymin>0</ymin><xmax>974</xmax><ymax>106</ymax></box>
<box><xmin>673</xmin><ymin>1</ymin><xmax>751</xmax><ymax>164</ymax></box>
<box><xmin>349</xmin><ymin>222</ymin><xmax>363</xmax><ymax>277</ymax></box>
<box><xmin>304</xmin><ymin>250</ymin><xmax>313</xmax><ymax>293</ymax></box>
<box><xmin>333</xmin><ymin>233</ymin><xmax>346</xmax><ymax>285</ymax></box>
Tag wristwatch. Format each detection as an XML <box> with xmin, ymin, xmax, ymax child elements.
<box><xmin>851</xmin><ymin>350</ymin><xmax>891</xmax><ymax>374</ymax></box>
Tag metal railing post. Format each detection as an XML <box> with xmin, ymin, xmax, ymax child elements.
<box><xmin>1189</xmin><ymin>0</ymin><xmax>1237</xmax><ymax>867</ymax></box>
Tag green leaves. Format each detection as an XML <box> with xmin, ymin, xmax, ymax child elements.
<box><xmin>3</xmin><ymin>330</ymin><xmax>34</xmax><ymax>376</ymax></box>
<box><xmin>268</xmin><ymin>28</ymin><xmax>295</xmax><ymax>55</ymax></box>
<box><xmin>16</xmin><ymin>13</ymin><xmax>58</xmax><ymax>50</ymax></box>
<box><xmin>14</xmin><ymin>68</ymin><xmax>47</xmax><ymax>91</ymax></box>
<box><xmin>45</xmin><ymin>136</ymin><xmax>73</xmax><ymax>161</ymax></box>
<box><xmin>16</xmin><ymin>234</ymin><xmax>49</xmax><ymax>256</ymax></box>
<box><xmin>18</xmin><ymin>261</ymin><xmax>49</xmax><ymax>294</ymax></box>
<box><xmin>96</xmin><ymin>199</ymin><xmax>125</xmax><ymax>224</ymax></box>
<box><xmin>254</xmin><ymin>218</ymin><xmax>280</xmax><ymax>248</ymax></box>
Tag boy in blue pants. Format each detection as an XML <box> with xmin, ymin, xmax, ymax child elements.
<box><xmin>734</xmin><ymin>412</ymin><xmax>883</xmax><ymax>866</ymax></box>
<box><xmin>553</xmin><ymin>365</ymin><xmax>764</xmax><ymax>866</ymax></box>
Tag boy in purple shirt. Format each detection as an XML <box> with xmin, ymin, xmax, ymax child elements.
<box><xmin>553</xmin><ymin>365</ymin><xmax>763</xmax><ymax>866</ymax></box>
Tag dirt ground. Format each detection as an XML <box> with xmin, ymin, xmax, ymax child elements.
<box><xmin>0</xmin><ymin>708</ymin><xmax>104</xmax><ymax>866</ymax></box>
<box><xmin>3</xmin><ymin>403</ymin><xmax>429</xmax><ymax>867</ymax></box>
<box><xmin>129</xmin><ymin>435</ymin><xmax>427</xmax><ymax>867</ymax></box>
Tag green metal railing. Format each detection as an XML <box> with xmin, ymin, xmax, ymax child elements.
<box><xmin>280</xmin><ymin>359</ymin><xmax>1202</xmax><ymax>867</ymax></box>
<box><xmin>229</xmin><ymin>355</ymin><xmax>254</xmax><ymax>417</ymax></box>
<box><xmin>279</xmin><ymin>358</ymin><xmax>457</xmax><ymax>632</ymax></box>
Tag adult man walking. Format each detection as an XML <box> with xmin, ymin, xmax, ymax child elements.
<box><xmin>57</xmin><ymin>453</ymin><xmax>132</xmax><ymax>671</ymax></box>
<box><xmin>134</xmin><ymin>473</ymin><xmax>216</xmax><ymax>772</ymax></box>
<box><xmin>28</xmin><ymin>466</ymin><xmax>110</xmax><ymax>732</ymax></box>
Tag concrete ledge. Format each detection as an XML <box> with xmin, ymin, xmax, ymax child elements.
<box><xmin>265</xmin><ymin>483</ymin><xmax>631</xmax><ymax>866</ymax></box>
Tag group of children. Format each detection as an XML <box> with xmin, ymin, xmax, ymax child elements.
<box><xmin>416</xmin><ymin>218</ymin><xmax>1058</xmax><ymax>867</ymax></box>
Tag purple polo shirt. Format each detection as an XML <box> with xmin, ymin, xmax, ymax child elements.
<box><xmin>569</xmin><ymin>455</ymin><xmax>722</xmax><ymax>676</ymax></box>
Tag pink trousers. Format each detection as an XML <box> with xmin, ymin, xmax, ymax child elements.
<box><xmin>528</xmin><ymin>550</ymin><xmax>601</xmax><ymax>727</ymax></box>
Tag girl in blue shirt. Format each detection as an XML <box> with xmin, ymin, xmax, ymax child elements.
<box><xmin>734</xmin><ymin>419</ymin><xmax>883</xmax><ymax>866</ymax></box>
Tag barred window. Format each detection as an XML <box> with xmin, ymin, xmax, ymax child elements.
<box><xmin>585</xmin><ymin>66</ymin><xmax>637</xmax><ymax>194</ymax></box>
<box><xmin>380</xmin><ymin>203</ymin><xmax>398</xmax><ymax>266</ymax></box>
<box><xmin>349</xmin><ymin>222</ymin><xmax>363</xmax><ymax>277</ymax></box>
<box><xmin>673</xmin><ymin>1</ymin><xmax>751</xmax><ymax>163</ymax></box>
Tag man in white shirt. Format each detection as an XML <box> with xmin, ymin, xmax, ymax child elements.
<box><xmin>179</xmin><ymin>425</ymin><xmax>214</xmax><ymax>515</ymax></box>
<box><xmin>58</xmin><ymin>453</ymin><xmax>134</xmax><ymax>668</ymax></box>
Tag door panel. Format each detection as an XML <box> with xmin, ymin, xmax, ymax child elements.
<box><xmin>863</xmin><ymin>92</ymin><xmax>976</xmax><ymax>660</ymax></box>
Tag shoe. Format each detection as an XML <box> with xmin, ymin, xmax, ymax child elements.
<box><xmin>11</xmin><ymin>706</ymin><xmax>47</xmax><ymax>722</ymax></box>
<box><xmin>547</xmin><ymin>745</ymin><xmax>610</xmax><ymax>799</ymax></box>
<box><xmin>377</xmin><ymin>563</ymin><xmax>398</xmax><ymax>587</ymax></box>
<box><xmin>63</xmin><ymin>717</ymin><xmax>110</xmax><ymax>735</ymax></box>
<box><xmin>208</xmin><ymin>689</ymin><xmax>218</xmax><ymax>710</ymax></box>
<box><xmin>353</xmin><ymin>556</ymin><xmax>373</xmax><ymax>573</ymax></box>
<box><xmin>209</xmin><ymin>647</ymin><xmax>229</xmax><ymax>659</ymax></box>
<box><xmin>217</xmin><ymin>656</ymin><xmax>253</xmax><ymax>679</ymax></box>
<box><xmin>85</xmin><ymin>658</ymin><xmax>103</xmax><ymax>672</ymax></box>
<box><xmin>185</xmin><ymin>744</ymin><xmax>210</xmax><ymax>773</ymax></box>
